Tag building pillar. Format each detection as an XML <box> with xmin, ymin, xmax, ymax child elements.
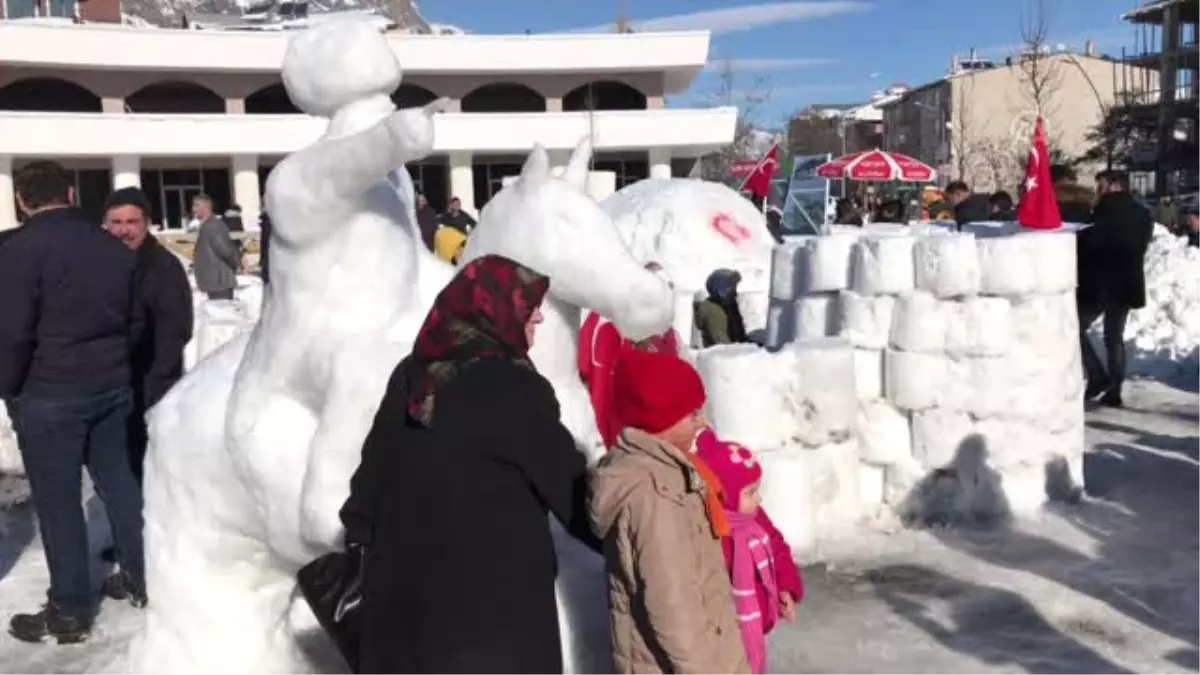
<box><xmin>646</xmin><ymin>95</ymin><xmax>665</xmax><ymax>110</ymax></box>
<box><xmin>448</xmin><ymin>151</ymin><xmax>475</xmax><ymax>214</ymax></box>
<box><xmin>111</xmin><ymin>155</ymin><xmax>141</xmax><ymax>190</ymax></box>
<box><xmin>232</xmin><ymin>154</ymin><xmax>261</xmax><ymax>225</ymax></box>
<box><xmin>548</xmin><ymin>149</ymin><xmax>571</xmax><ymax>177</ymax></box>
<box><xmin>545</xmin><ymin>96</ymin><xmax>563</xmax><ymax>113</ymax></box>
<box><xmin>226</xmin><ymin>98</ymin><xmax>246</xmax><ymax>115</ymax></box>
<box><xmin>102</xmin><ymin>97</ymin><xmax>126</xmax><ymax>113</ymax></box>
<box><xmin>648</xmin><ymin>148</ymin><xmax>672</xmax><ymax>179</ymax></box>
<box><xmin>0</xmin><ymin>155</ymin><xmax>16</xmax><ymax>231</ymax></box>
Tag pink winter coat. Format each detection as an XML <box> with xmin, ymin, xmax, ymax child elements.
<box><xmin>719</xmin><ymin>508</ymin><xmax>804</xmax><ymax>636</ymax></box>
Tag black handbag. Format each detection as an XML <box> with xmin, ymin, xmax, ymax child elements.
<box><xmin>296</xmin><ymin>543</ymin><xmax>366</xmax><ymax>672</ymax></box>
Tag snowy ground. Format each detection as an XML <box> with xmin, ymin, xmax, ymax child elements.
<box><xmin>0</xmin><ymin>381</ymin><xmax>1195</xmax><ymax>673</ymax></box>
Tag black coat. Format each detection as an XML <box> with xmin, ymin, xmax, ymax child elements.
<box><xmin>954</xmin><ymin>193</ymin><xmax>992</xmax><ymax>227</ymax></box>
<box><xmin>352</xmin><ymin>358</ymin><xmax>599</xmax><ymax>673</ymax></box>
<box><xmin>416</xmin><ymin>206</ymin><xmax>439</xmax><ymax>252</ymax></box>
<box><xmin>130</xmin><ymin>235</ymin><xmax>194</xmax><ymax>411</ymax></box>
<box><xmin>1078</xmin><ymin>191</ymin><xmax>1154</xmax><ymax>310</ymax></box>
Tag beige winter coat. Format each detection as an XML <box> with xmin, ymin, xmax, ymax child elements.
<box><xmin>589</xmin><ymin>429</ymin><xmax>750</xmax><ymax>675</ymax></box>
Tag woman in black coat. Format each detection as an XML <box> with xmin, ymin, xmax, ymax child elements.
<box><xmin>343</xmin><ymin>254</ymin><xmax>599</xmax><ymax>673</ymax></box>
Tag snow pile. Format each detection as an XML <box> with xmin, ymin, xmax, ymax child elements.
<box><xmin>1115</xmin><ymin>225</ymin><xmax>1200</xmax><ymax>385</ymax></box>
<box><xmin>0</xmin><ymin>402</ymin><xmax>19</xmax><ymax>475</ymax></box>
<box><xmin>182</xmin><ymin>275</ymin><xmax>264</xmax><ymax>371</ymax></box>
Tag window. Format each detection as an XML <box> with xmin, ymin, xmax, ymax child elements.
<box><xmin>4</xmin><ymin>0</ymin><xmax>37</xmax><ymax>18</ymax></box>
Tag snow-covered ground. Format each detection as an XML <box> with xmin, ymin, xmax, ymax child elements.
<box><xmin>0</xmin><ymin>380</ymin><xmax>1193</xmax><ymax>673</ymax></box>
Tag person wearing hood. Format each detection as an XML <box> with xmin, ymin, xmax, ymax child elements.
<box><xmin>589</xmin><ymin>350</ymin><xmax>749</xmax><ymax>674</ymax></box>
<box><xmin>694</xmin><ymin>269</ymin><xmax>749</xmax><ymax>347</ymax></box>
<box><xmin>989</xmin><ymin>191</ymin><xmax>1017</xmax><ymax>221</ymax></box>
<box><xmin>764</xmin><ymin>208</ymin><xmax>785</xmax><ymax>244</ymax></box>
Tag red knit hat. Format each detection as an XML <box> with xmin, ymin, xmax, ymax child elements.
<box><xmin>613</xmin><ymin>350</ymin><xmax>706</xmax><ymax>434</ymax></box>
<box><xmin>695</xmin><ymin>429</ymin><xmax>763</xmax><ymax>511</ymax></box>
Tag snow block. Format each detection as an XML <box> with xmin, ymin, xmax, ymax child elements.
<box><xmin>858</xmin><ymin>462</ymin><xmax>886</xmax><ymax>511</ymax></box>
<box><xmin>885</xmin><ymin>349</ymin><xmax>945</xmax><ymax>411</ymax></box>
<box><xmin>765</xmin><ymin>297</ymin><xmax>796</xmax><ymax>350</ymax></box>
<box><xmin>850</xmin><ymin>235</ymin><xmax>916</xmax><ymax>295</ymax></box>
<box><xmin>839</xmin><ymin>291</ymin><xmax>896</xmax><ymax>350</ymax></box>
<box><xmin>1028</xmin><ymin>230</ymin><xmax>1078</xmax><ymax>293</ymax></box>
<box><xmin>770</xmin><ymin>242</ymin><xmax>808</xmax><ymax>301</ymax></box>
<box><xmin>911</xmin><ymin>408</ymin><xmax>976</xmax><ymax>470</ymax></box>
<box><xmin>976</xmin><ymin>234</ymin><xmax>1037</xmax><ymax>297</ymax></box>
<box><xmin>853</xmin><ymin>348</ymin><xmax>884</xmax><ymax>402</ymax></box>
<box><xmin>797</xmin><ymin>234</ymin><xmax>858</xmax><ymax>293</ymax></box>
<box><xmin>757</xmin><ymin>448</ymin><xmax>817</xmax><ymax>556</ymax></box>
<box><xmin>856</xmin><ymin>401</ymin><xmax>913</xmax><ymax>466</ymax></box>
<box><xmin>889</xmin><ymin>291</ymin><xmax>947</xmax><ymax>354</ymax></box>
<box><xmin>809</xmin><ymin>440</ymin><xmax>863</xmax><ymax>545</ymax></box>
<box><xmin>944</xmin><ymin>297</ymin><xmax>1012</xmax><ymax>358</ymax></box>
<box><xmin>696</xmin><ymin>344</ymin><xmax>792</xmax><ymax>451</ymax></box>
<box><xmin>785</xmin><ymin>338</ymin><xmax>858</xmax><ymax>448</ymax></box>
<box><xmin>737</xmin><ymin>289</ymin><xmax>770</xmax><ymax>335</ymax></box>
<box><xmin>913</xmin><ymin>232</ymin><xmax>980</xmax><ymax>298</ymax></box>
<box><xmin>793</xmin><ymin>293</ymin><xmax>841</xmax><ymax>341</ymax></box>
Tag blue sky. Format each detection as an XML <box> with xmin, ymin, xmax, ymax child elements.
<box><xmin>422</xmin><ymin>0</ymin><xmax>1141</xmax><ymax>127</ymax></box>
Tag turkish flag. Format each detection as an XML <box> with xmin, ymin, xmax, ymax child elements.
<box><xmin>1017</xmin><ymin>118</ymin><xmax>1063</xmax><ymax>230</ymax></box>
<box><xmin>739</xmin><ymin>144</ymin><xmax>780</xmax><ymax>202</ymax></box>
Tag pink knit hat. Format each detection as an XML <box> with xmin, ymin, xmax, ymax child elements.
<box><xmin>695</xmin><ymin>429</ymin><xmax>763</xmax><ymax>511</ymax></box>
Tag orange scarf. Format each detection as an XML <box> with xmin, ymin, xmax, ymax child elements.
<box><xmin>687</xmin><ymin>454</ymin><xmax>730</xmax><ymax>539</ymax></box>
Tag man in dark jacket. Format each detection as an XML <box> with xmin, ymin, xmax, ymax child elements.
<box><xmin>437</xmin><ymin>196</ymin><xmax>477</xmax><ymax>234</ymax></box>
<box><xmin>258</xmin><ymin>209</ymin><xmax>273</xmax><ymax>284</ymax></box>
<box><xmin>1077</xmin><ymin>170</ymin><xmax>1154</xmax><ymax>407</ymax></box>
<box><xmin>945</xmin><ymin>180</ymin><xmax>991</xmax><ymax>227</ymax></box>
<box><xmin>103</xmin><ymin>186</ymin><xmax>194</xmax><ymax>482</ymax></box>
<box><xmin>989</xmin><ymin>191</ymin><xmax>1017</xmax><ymax>221</ymax></box>
<box><xmin>415</xmin><ymin>193</ymin><xmax>439</xmax><ymax>252</ymax></box>
<box><xmin>0</xmin><ymin>161</ymin><xmax>147</xmax><ymax>643</ymax></box>
<box><xmin>192</xmin><ymin>194</ymin><xmax>240</xmax><ymax>300</ymax></box>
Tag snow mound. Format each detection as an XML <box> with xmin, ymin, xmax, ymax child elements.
<box><xmin>1112</xmin><ymin>226</ymin><xmax>1200</xmax><ymax>386</ymax></box>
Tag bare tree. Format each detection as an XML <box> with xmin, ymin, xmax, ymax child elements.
<box><xmin>950</xmin><ymin>70</ymin><xmax>982</xmax><ymax>181</ymax></box>
<box><xmin>1012</xmin><ymin>0</ymin><xmax>1067</xmax><ymax>148</ymax></box>
<box><xmin>696</xmin><ymin>58</ymin><xmax>776</xmax><ymax>181</ymax></box>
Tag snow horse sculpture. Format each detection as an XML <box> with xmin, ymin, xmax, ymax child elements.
<box><xmin>130</xmin><ymin>19</ymin><xmax>672</xmax><ymax>674</ymax></box>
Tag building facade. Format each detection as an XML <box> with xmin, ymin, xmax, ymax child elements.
<box><xmin>881</xmin><ymin>52</ymin><xmax>1134</xmax><ymax>192</ymax></box>
<box><xmin>0</xmin><ymin>21</ymin><xmax>736</xmax><ymax>229</ymax></box>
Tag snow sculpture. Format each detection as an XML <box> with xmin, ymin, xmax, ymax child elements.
<box><xmin>132</xmin><ymin>20</ymin><xmax>670</xmax><ymax>674</ymax></box>
<box><xmin>601</xmin><ymin>179</ymin><xmax>775</xmax><ymax>338</ymax></box>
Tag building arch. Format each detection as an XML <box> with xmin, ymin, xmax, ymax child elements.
<box><xmin>563</xmin><ymin>81</ymin><xmax>647</xmax><ymax>111</ymax></box>
<box><xmin>245</xmin><ymin>83</ymin><xmax>300</xmax><ymax>114</ymax></box>
<box><xmin>461</xmin><ymin>82</ymin><xmax>545</xmax><ymax>113</ymax></box>
<box><xmin>392</xmin><ymin>83</ymin><xmax>439</xmax><ymax>109</ymax></box>
<box><xmin>0</xmin><ymin>77</ymin><xmax>102</xmax><ymax>112</ymax></box>
<box><xmin>126</xmin><ymin>81</ymin><xmax>225</xmax><ymax>114</ymax></box>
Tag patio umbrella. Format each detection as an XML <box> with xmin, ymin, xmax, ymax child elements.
<box><xmin>815</xmin><ymin>149</ymin><xmax>937</xmax><ymax>182</ymax></box>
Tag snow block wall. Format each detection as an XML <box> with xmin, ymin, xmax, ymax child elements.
<box><xmin>714</xmin><ymin>225</ymin><xmax>1085</xmax><ymax>552</ymax></box>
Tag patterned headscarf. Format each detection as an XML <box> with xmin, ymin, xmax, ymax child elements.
<box><xmin>407</xmin><ymin>255</ymin><xmax>550</xmax><ymax>426</ymax></box>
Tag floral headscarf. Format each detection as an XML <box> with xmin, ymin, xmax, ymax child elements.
<box><xmin>406</xmin><ymin>255</ymin><xmax>549</xmax><ymax>426</ymax></box>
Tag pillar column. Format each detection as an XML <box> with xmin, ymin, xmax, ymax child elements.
<box><xmin>0</xmin><ymin>155</ymin><xmax>16</xmax><ymax>231</ymax></box>
<box><xmin>226</xmin><ymin>98</ymin><xmax>246</xmax><ymax>115</ymax></box>
<box><xmin>545</xmin><ymin>96</ymin><xmax>563</xmax><ymax>113</ymax></box>
<box><xmin>448</xmin><ymin>151</ymin><xmax>475</xmax><ymax>214</ymax></box>
<box><xmin>101</xmin><ymin>97</ymin><xmax>126</xmax><ymax>113</ymax></box>
<box><xmin>111</xmin><ymin>155</ymin><xmax>141</xmax><ymax>190</ymax></box>
<box><xmin>231</xmin><ymin>154</ymin><xmax>261</xmax><ymax>225</ymax></box>
<box><xmin>648</xmin><ymin>148</ymin><xmax>672</xmax><ymax>179</ymax></box>
<box><xmin>548</xmin><ymin>149</ymin><xmax>571</xmax><ymax>177</ymax></box>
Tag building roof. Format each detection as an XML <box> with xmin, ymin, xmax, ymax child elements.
<box><xmin>1123</xmin><ymin>0</ymin><xmax>1199</xmax><ymax>24</ymax></box>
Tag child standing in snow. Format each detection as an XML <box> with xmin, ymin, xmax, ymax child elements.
<box><xmin>695</xmin><ymin>429</ymin><xmax>804</xmax><ymax>674</ymax></box>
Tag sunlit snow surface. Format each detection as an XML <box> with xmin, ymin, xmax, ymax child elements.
<box><xmin>0</xmin><ymin>380</ymin><xmax>1194</xmax><ymax>673</ymax></box>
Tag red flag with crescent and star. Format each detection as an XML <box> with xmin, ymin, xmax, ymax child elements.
<box><xmin>1017</xmin><ymin>118</ymin><xmax>1063</xmax><ymax>230</ymax></box>
<box><xmin>739</xmin><ymin>144</ymin><xmax>780</xmax><ymax>203</ymax></box>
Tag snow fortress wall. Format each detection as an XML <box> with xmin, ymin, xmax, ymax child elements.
<box><xmin>705</xmin><ymin>223</ymin><xmax>1084</xmax><ymax>557</ymax></box>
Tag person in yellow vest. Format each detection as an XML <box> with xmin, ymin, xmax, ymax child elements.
<box><xmin>433</xmin><ymin>225</ymin><xmax>467</xmax><ymax>265</ymax></box>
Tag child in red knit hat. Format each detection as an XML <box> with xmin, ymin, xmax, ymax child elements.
<box><xmin>695</xmin><ymin>429</ymin><xmax>804</xmax><ymax>674</ymax></box>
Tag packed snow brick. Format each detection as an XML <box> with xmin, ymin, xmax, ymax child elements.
<box><xmin>737</xmin><ymin>288</ymin><xmax>770</xmax><ymax>335</ymax></box>
<box><xmin>696</xmin><ymin>344</ymin><xmax>793</xmax><ymax>451</ymax></box>
<box><xmin>856</xmin><ymin>401</ymin><xmax>913</xmax><ymax>466</ymax></box>
<box><xmin>857</xmin><ymin>462</ymin><xmax>887</xmax><ymax>511</ymax></box>
<box><xmin>765</xmin><ymin>297</ymin><xmax>796</xmax><ymax>349</ymax></box>
<box><xmin>793</xmin><ymin>293</ymin><xmax>842</xmax><ymax>341</ymax></box>
<box><xmin>889</xmin><ymin>291</ymin><xmax>947</xmax><ymax>353</ymax></box>
<box><xmin>913</xmin><ymin>232</ymin><xmax>981</xmax><ymax>298</ymax></box>
<box><xmin>839</xmin><ymin>291</ymin><xmax>896</xmax><ymax>350</ymax></box>
<box><xmin>885</xmin><ymin>349</ymin><xmax>945</xmax><ymax>411</ymax></box>
<box><xmin>770</xmin><ymin>241</ymin><xmax>808</xmax><ymax>301</ymax></box>
<box><xmin>944</xmin><ymin>297</ymin><xmax>1012</xmax><ymax>358</ymax></box>
<box><xmin>911</xmin><ymin>408</ymin><xmax>977</xmax><ymax>470</ymax></box>
<box><xmin>807</xmin><ymin>440</ymin><xmax>864</xmax><ymax>548</ymax></box>
<box><xmin>1027</xmin><ymin>230</ymin><xmax>1078</xmax><ymax>294</ymax></box>
<box><xmin>797</xmin><ymin>233</ymin><xmax>858</xmax><ymax>293</ymax></box>
<box><xmin>976</xmin><ymin>234</ymin><xmax>1037</xmax><ymax>297</ymax></box>
<box><xmin>756</xmin><ymin>447</ymin><xmax>817</xmax><ymax>555</ymax></box>
<box><xmin>955</xmin><ymin>356</ymin><xmax>1011</xmax><ymax>418</ymax></box>
<box><xmin>850</xmin><ymin>235</ymin><xmax>915</xmax><ymax>295</ymax></box>
<box><xmin>853</xmin><ymin>348</ymin><xmax>884</xmax><ymax>402</ymax></box>
<box><xmin>785</xmin><ymin>338</ymin><xmax>858</xmax><ymax>447</ymax></box>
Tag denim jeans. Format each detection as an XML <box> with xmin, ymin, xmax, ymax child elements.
<box><xmin>14</xmin><ymin>386</ymin><xmax>145</xmax><ymax>616</ymax></box>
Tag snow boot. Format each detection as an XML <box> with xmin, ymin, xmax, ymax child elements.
<box><xmin>102</xmin><ymin>570</ymin><xmax>148</xmax><ymax>609</ymax></box>
<box><xmin>1099</xmin><ymin>388</ymin><xmax>1124</xmax><ymax>409</ymax></box>
<box><xmin>1084</xmin><ymin>378</ymin><xmax>1111</xmax><ymax>401</ymax></box>
<box><xmin>8</xmin><ymin>603</ymin><xmax>92</xmax><ymax>645</ymax></box>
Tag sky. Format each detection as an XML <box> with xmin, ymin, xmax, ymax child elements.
<box><xmin>420</xmin><ymin>0</ymin><xmax>1142</xmax><ymax>127</ymax></box>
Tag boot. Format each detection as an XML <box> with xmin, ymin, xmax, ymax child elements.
<box><xmin>1084</xmin><ymin>378</ymin><xmax>1111</xmax><ymax>401</ymax></box>
<box><xmin>102</xmin><ymin>570</ymin><xmax>148</xmax><ymax>609</ymax></box>
<box><xmin>1099</xmin><ymin>387</ymin><xmax>1124</xmax><ymax>409</ymax></box>
<box><xmin>9</xmin><ymin>602</ymin><xmax>91</xmax><ymax>645</ymax></box>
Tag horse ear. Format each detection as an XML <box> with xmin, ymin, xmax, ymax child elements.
<box><xmin>520</xmin><ymin>145</ymin><xmax>550</xmax><ymax>184</ymax></box>
<box><xmin>562</xmin><ymin>136</ymin><xmax>592</xmax><ymax>188</ymax></box>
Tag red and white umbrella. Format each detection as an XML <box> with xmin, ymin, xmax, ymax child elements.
<box><xmin>815</xmin><ymin>149</ymin><xmax>937</xmax><ymax>182</ymax></box>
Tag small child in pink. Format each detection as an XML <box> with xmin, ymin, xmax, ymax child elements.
<box><xmin>695</xmin><ymin>429</ymin><xmax>804</xmax><ymax>674</ymax></box>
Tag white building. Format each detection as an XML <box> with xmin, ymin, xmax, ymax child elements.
<box><xmin>0</xmin><ymin>20</ymin><xmax>736</xmax><ymax>229</ymax></box>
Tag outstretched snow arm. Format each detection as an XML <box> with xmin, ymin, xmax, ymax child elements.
<box><xmin>265</xmin><ymin>98</ymin><xmax>449</xmax><ymax>245</ymax></box>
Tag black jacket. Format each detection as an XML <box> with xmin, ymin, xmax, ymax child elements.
<box><xmin>954</xmin><ymin>193</ymin><xmax>992</xmax><ymax>227</ymax></box>
<box><xmin>0</xmin><ymin>207</ymin><xmax>137</xmax><ymax>398</ymax></box>
<box><xmin>1078</xmin><ymin>191</ymin><xmax>1154</xmax><ymax>310</ymax></box>
<box><xmin>259</xmin><ymin>213</ymin><xmax>272</xmax><ymax>284</ymax></box>
<box><xmin>416</xmin><ymin>206</ymin><xmax>439</xmax><ymax>252</ymax></box>
<box><xmin>130</xmin><ymin>235</ymin><xmax>194</xmax><ymax>410</ymax></box>
<box><xmin>438</xmin><ymin>209</ymin><xmax>477</xmax><ymax>234</ymax></box>
<box><xmin>351</xmin><ymin>358</ymin><xmax>598</xmax><ymax>673</ymax></box>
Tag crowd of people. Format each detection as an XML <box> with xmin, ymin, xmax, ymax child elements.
<box><xmin>415</xmin><ymin>193</ymin><xmax>478</xmax><ymax>265</ymax></box>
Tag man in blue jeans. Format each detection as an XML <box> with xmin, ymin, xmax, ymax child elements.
<box><xmin>0</xmin><ymin>161</ymin><xmax>147</xmax><ymax>644</ymax></box>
